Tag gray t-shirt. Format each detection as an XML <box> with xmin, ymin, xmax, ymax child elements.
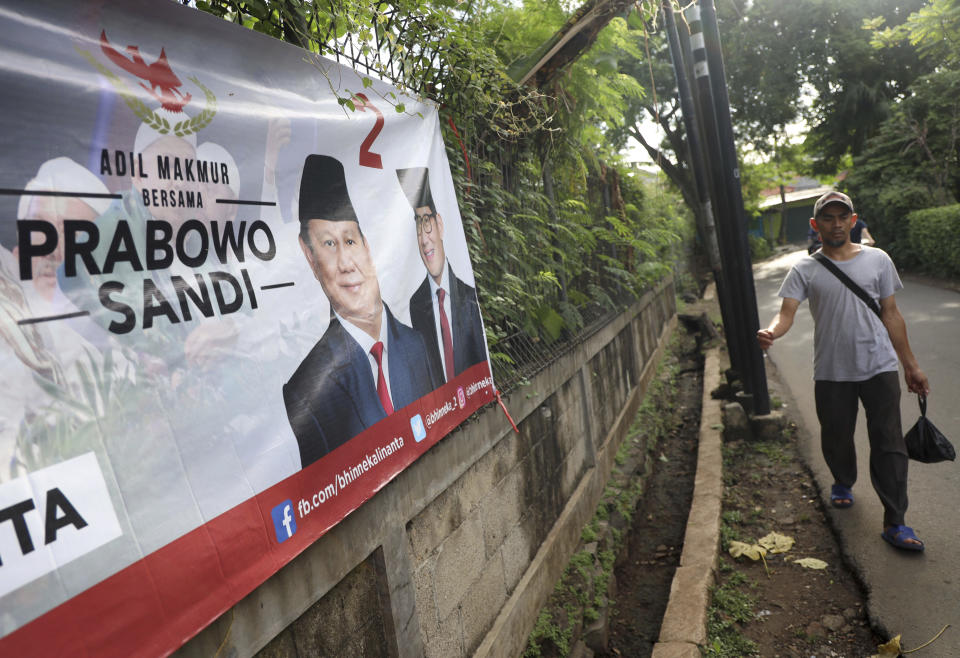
<box><xmin>778</xmin><ymin>246</ymin><xmax>902</xmax><ymax>381</ymax></box>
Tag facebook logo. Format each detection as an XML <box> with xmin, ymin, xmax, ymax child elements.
<box><xmin>271</xmin><ymin>500</ymin><xmax>297</xmax><ymax>543</ymax></box>
<box><xmin>410</xmin><ymin>414</ymin><xmax>427</xmax><ymax>442</ymax></box>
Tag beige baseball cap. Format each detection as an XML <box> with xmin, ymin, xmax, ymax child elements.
<box><xmin>813</xmin><ymin>191</ymin><xmax>854</xmax><ymax>217</ymax></box>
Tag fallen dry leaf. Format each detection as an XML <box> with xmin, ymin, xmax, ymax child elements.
<box><xmin>873</xmin><ymin>633</ymin><xmax>901</xmax><ymax>657</ymax></box>
<box><xmin>729</xmin><ymin>541</ymin><xmax>767</xmax><ymax>561</ymax></box>
<box><xmin>758</xmin><ymin>531</ymin><xmax>795</xmax><ymax>554</ymax></box>
<box><xmin>793</xmin><ymin>557</ymin><xmax>828</xmax><ymax>570</ymax></box>
<box><xmin>877</xmin><ymin>624</ymin><xmax>952</xmax><ymax>656</ymax></box>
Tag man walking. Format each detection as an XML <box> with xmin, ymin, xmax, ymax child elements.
<box><xmin>757</xmin><ymin>191</ymin><xmax>929</xmax><ymax>551</ymax></box>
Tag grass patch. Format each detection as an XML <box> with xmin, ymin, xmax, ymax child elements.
<box><xmin>720</xmin><ymin>511</ymin><xmax>744</xmax><ymax>549</ymax></box>
<box><xmin>722</xmin><ymin>510</ymin><xmax>743</xmax><ymax>524</ymax></box>
<box><xmin>524</xmin><ymin>609</ymin><xmax>572</xmax><ymax>657</ymax></box>
<box><xmin>580</xmin><ymin>523</ymin><xmax>598</xmax><ymax>543</ymax></box>
<box><xmin>754</xmin><ymin>442</ymin><xmax>790</xmax><ymax>465</ymax></box>
<box><xmin>710</xmin><ymin>444</ymin><xmax>766</xmax><ymax>657</ymax></box>
<box><xmin>705</xmin><ymin>577</ymin><xmax>759</xmax><ymax>657</ymax></box>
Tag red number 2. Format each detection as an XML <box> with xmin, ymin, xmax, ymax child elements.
<box><xmin>353</xmin><ymin>93</ymin><xmax>384</xmax><ymax>169</ymax></box>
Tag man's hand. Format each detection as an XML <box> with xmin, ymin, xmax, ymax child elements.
<box><xmin>757</xmin><ymin>329</ymin><xmax>775</xmax><ymax>350</ymax></box>
<box><xmin>904</xmin><ymin>364</ymin><xmax>930</xmax><ymax>396</ymax></box>
<box><xmin>758</xmin><ymin>298</ymin><xmax>799</xmax><ymax>351</ymax></box>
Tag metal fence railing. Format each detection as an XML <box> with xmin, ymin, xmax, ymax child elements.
<box><xmin>488</xmin><ymin>293</ymin><xmax>638</xmax><ymax>394</ymax></box>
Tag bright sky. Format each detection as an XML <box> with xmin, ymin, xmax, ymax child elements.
<box><xmin>620</xmin><ymin>84</ymin><xmax>813</xmax><ymax>169</ymax></box>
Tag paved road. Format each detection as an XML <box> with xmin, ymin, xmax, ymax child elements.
<box><xmin>753</xmin><ymin>248</ymin><xmax>960</xmax><ymax>652</ymax></box>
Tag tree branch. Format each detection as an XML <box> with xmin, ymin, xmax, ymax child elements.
<box><xmin>628</xmin><ymin>126</ymin><xmax>686</xmax><ymax>186</ymax></box>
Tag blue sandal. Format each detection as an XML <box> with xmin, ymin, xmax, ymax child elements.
<box><xmin>881</xmin><ymin>525</ymin><xmax>925</xmax><ymax>552</ymax></box>
<box><xmin>830</xmin><ymin>484</ymin><xmax>854</xmax><ymax>509</ymax></box>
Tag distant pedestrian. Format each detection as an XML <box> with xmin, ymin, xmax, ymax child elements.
<box><xmin>850</xmin><ymin>217</ymin><xmax>875</xmax><ymax>246</ymax></box>
<box><xmin>757</xmin><ymin>191</ymin><xmax>930</xmax><ymax>552</ymax></box>
<box><xmin>806</xmin><ymin>224</ymin><xmax>821</xmax><ymax>254</ymax></box>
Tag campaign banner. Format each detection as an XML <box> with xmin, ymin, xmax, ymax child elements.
<box><xmin>0</xmin><ymin>0</ymin><xmax>494</xmax><ymax>653</ymax></box>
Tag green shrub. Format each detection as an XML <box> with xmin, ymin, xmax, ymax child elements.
<box><xmin>905</xmin><ymin>204</ymin><xmax>960</xmax><ymax>278</ymax></box>
<box><xmin>748</xmin><ymin>234</ymin><xmax>772</xmax><ymax>262</ymax></box>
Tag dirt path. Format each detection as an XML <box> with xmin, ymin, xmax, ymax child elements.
<box><xmin>714</xmin><ymin>426</ymin><xmax>881</xmax><ymax>657</ymax></box>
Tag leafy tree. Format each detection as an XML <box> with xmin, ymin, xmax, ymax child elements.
<box><xmin>719</xmin><ymin>0</ymin><xmax>932</xmax><ymax>175</ymax></box>
<box><xmin>803</xmin><ymin>2</ymin><xmax>931</xmax><ymax>173</ymax></box>
<box><xmin>841</xmin><ymin>0</ymin><xmax>960</xmax><ymax>273</ymax></box>
<box><xmin>844</xmin><ymin>68</ymin><xmax>960</xmax><ymax>263</ymax></box>
<box><xmin>605</xmin><ymin>20</ymin><xmax>703</xmax><ymax>228</ymax></box>
<box><xmin>466</xmin><ymin>2</ymin><xmax>683</xmax><ymax>335</ymax></box>
<box><xmin>868</xmin><ymin>0</ymin><xmax>960</xmax><ymax>66</ymax></box>
<box><xmin>721</xmin><ymin>0</ymin><xmax>817</xmax><ymax>152</ymax></box>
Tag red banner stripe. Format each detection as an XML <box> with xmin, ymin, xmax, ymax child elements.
<box><xmin>1</xmin><ymin>363</ymin><xmax>495</xmax><ymax>657</ymax></box>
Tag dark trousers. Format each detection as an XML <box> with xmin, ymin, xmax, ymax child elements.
<box><xmin>814</xmin><ymin>371</ymin><xmax>908</xmax><ymax>527</ymax></box>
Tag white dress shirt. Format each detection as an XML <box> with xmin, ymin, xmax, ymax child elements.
<box><xmin>335</xmin><ymin>307</ymin><xmax>392</xmax><ymax>403</ymax></box>
<box><xmin>427</xmin><ymin>263</ymin><xmax>452</xmax><ymax>381</ymax></box>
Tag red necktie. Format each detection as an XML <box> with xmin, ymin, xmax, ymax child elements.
<box><xmin>370</xmin><ymin>341</ymin><xmax>393</xmax><ymax>415</ymax></box>
<box><xmin>437</xmin><ymin>288</ymin><xmax>455</xmax><ymax>382</ymax></box>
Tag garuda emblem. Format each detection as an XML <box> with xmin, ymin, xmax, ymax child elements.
<box><xmin>77</xmin><ymin>30</ymin><xmax>217</xmax><ymax>137</ymax></box>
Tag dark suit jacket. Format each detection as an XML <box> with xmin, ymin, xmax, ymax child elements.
<box><xmin>409</xmin><ymin>263</ymin><xmax>487</xmax><ymax>385</ymax></box>
<box><xmin>283</xmin><ymin>305</ymin><xmax>438</xmax><ymax>468</ymax></box>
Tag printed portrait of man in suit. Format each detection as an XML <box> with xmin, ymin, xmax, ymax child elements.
<box><xmin>396</xmin><ymin>167</ymin><xmax>487</xmax><ymax>385</ymax></box>
<box><xmin>283</xmin><ymin>155</ymin><xmax>438</xmax><ymax>469</ymax></box>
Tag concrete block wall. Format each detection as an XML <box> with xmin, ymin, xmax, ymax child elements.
<box><xmin>176</xmin><ymin>278</ymin><xmax>675</xmax><ymax>658</ymax></box>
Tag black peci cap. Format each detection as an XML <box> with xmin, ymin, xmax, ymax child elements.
<box><xmin>299</xmin><ymin>154</ymin><xmax>358</xmax><ymax>224</ymax></box>
<box><xmin>396</xmin><ymin>167</ymin><xmax>435</xmax><ymax>212</ymax></box>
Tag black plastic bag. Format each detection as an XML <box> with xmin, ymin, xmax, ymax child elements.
<box><xmin>904</xmin><ymin>395</ymin><xmax>955</xmax><ymax>463</ymax></box>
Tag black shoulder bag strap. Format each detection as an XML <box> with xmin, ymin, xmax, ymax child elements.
<box><xmin>811</xmin><ymin>252</ymin><xmax>882</xmax><ymax>319</ymax></box>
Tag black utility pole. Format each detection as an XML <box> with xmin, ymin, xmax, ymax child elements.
<box><xmin>693</xmin><ymin>0</ymin><xmax>771</xmax><ymax>415</ymax></box>
<box><xmin>661</xmin><ymin>1</ymin><xmax>735</xmax><ymax>354</ymax></box>
<box><xmin>684</xmin><ymin>4</ymin><xmax>746</xmax><ymax>379</ymax></box>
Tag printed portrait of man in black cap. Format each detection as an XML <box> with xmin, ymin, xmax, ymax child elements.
<box><xmin>283</xmin><ymin>155</ymin><xmax>438</xmax><ymax>468</ymax></box>
<box><xmin>396</xmin><ymin>167</ymin><xmax>487</xmax><ymax>386</ymax></box>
